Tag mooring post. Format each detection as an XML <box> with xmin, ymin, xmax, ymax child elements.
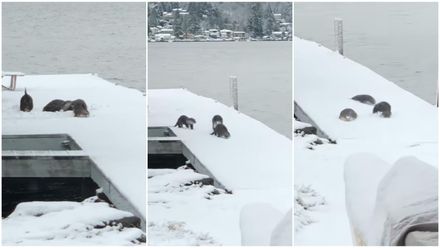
<box><xmin>229</xmin><ymin>76</ymin><xmax>239</xmax><ymax>110</ymax></box>
<box><xmin>334</xmin><ymin>18</ymin><xmax>344</xmax><ymax>55</ymax></box>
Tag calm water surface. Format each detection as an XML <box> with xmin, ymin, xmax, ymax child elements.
<box><xmin>2</xmin><ymin>3</ymin><xmax>146</xmax><ymax>91</ymax></box>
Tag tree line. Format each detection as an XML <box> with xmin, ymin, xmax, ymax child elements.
<box><xmin>148</xmin><ymin>2</ymin><xmax>292</xmax><ymax>38</ymax></box>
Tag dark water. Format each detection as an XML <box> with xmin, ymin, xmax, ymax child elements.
<box><xmin>295</xmin><ymin>2</ymin><xmax>438</xmax><ymax>105</ymax></box>
<box><xmin>2</xmin><ymin>177</ymin><xmax>99</xmax><ymax>217</ymax></box>
<box><xmin>2</xmin><ymin>2</ymin><xmax>146</xmax><ymax>91</ymax></box>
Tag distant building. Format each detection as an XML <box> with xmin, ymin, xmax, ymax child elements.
<box><xmin>208</xmin><ymin>29</ymin><xmax>220</xmax><ymax>38</ymax></box>
<box><xmin>220</xmin><ymin>29</ymin><xmax>233</xmax><ymax>39</ymax></box>
<box><xmin>233</xmin><ymin>31</ymin><xmax>247</xmax><ymax>41</ymax></box>
<box><xmin>274</xmin><ymin>13</ymin><xmax>282</xmax><ymax>21</ymax></box>
<box><xmin>159</xmin><ymin>28</ymin><xmax>174</xmax><ymax>35</ymax></box>
<box><xmin>162</xmin><ymin>12</ymin><xmax>173</xmax><ymax>20</ymax></box>
<box><xmin>154</xmin><ymin>33</ymin><xmax>173</xmax><ymax>42</ymax></box>
<box><xmin>150</xmin><ymin>27</ymin><xmax>159</xmax><ymax>35</ymax></box>
<box><xmin>271</xmin><ymin>31</ymin><xmax>283</xmax><ymax>40</ymax></box>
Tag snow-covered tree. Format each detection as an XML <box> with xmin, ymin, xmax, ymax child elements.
<box><xmin>247</xmin><ymin>3</ymin><xmax>264</xmax><ymax>38</ymax></box>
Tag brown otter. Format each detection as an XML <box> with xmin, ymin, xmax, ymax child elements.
<box><xmin>211</xmin><ymin>123</ymin><xmax>230</xmax><ymax>138</ymax></box>
<box><xmin>339</xmin><ymin>108</ymin><xmax>358</xmax><ymax>121</ymax></box>
<box><xmin>174</xmin><ymin>115</ymin><xmax>196</xmax><ymax>129</ymax></box>
<box><xmin>351</xmin><ymin>94</ymin><xmax>376</xmax><ymax>105</ymax></box>
<box><xmin>20</xmin><ymin>88</ymin><xmax>33</xmax><ymax>112</ymax></box>
<box><xmin>43</xmin><ymin>99</ymin><xmax>72</xmax><ymax>112</ymax></box>
<box><xmin>71</xmin><ymin>99</ymin><xmax>89</xmax><ymax>117</ymax></box>
<box><xmin>373</xmin><ymin>101</ymin><xmax>391</xmax><ymax>118</ymax></box>
<box><xmin>212</xmin><ymin>115</ymin><xmax>223</xmax><ymax>130</ymax></box>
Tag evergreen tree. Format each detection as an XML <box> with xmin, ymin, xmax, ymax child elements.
<box><xmin>208</xmin><ymin>8</ymin><xmax>224</xmax><ymax>29</ymax></box>
<box><xmin>247</xmin><ymin>3</ymin><xmax>263</xmax><ymax>38</ymax></box>
<box><xmin>148</xmin><ymin>5</ymin><xmax>159</xmax><ymax>27</ymax></box>
<box><xmin>188</xmin><ymin>15</ymin><xmax>201</xmax><ymax>35</ymax></box>
<box><xmin>173</xmin><ymin>12</ymin><xmax>183</xmax><ymax>39</ymax></box>
<box><xmin>263</xmin><ymin>4</ymin><xmax>276</xmax><ymax>36</ymax></box>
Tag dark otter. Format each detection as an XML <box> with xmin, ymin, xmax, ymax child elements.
<box><xmin>212</xmin><ymin>115</ymin><xmax>223</xmax><ymax>130</ymax></box>
<box><xmin>71</xmin><ymin>99</ymin><xmax>89</xmax><ymax>117</ymax></box>
<box><xmin>351</xmin><ymin>94</ymin><xmax>376</xmax><ymax>105</ymax></box>
<box><xmin>211</xmin><ymin>123</ymin><xmax>230</xmax><ymax>138</ymax></box>
<box><xmin>339</xmin><ymin>108</ymin><xmax>357</xmax><ymax>121</ymax></box>
<box><xmin>373</xmin><ymin>101</ymin><xmax>391</xmax><ymax>118</ymax></box>
<box><xmin>20</xmin><ymin>88</ymin><xmax>33</xmax><ymax>112</ymax></box>
<box><xmin>43</xmin><ymin>99</ymin><xmax>70</xmax><ymax>112</ymax></box>
<box><xmin>174</xmin><ymin>115</ymin><xmax>196</xmax><ymax>129</ymax></box>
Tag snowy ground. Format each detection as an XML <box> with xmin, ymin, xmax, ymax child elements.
<box><xmin>294</xmin><ymin>37</ymin><xmax>438</xmax><ymax>245</ymax></box>
<box><xmin>2</xmin><ymin>74</ymin><xmax>146</xmax><ymax>230</ymax></box>
<box><xmin>3</xmin><ymin>198</ymin><xmax>145</xmax><ymax>245</ymax></box>
<box><xmin>148</xmin><ymin>89</ymin><xmax>292</xmax><ymax>245</ymax></box>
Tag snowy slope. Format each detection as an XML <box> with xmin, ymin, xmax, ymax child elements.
<box><xmin>2</xmin><ymin>74</ymin><xmax>146</xmax><ymax>219</ymax></box>
<box><xmin>294</xmin><ymin>37</ymin><xmax>438</xmax><ymax>245</ymax></box>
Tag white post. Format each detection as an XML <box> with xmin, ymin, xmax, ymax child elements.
<box><xmin>334</xmin><ymin>18</ymin><xmax>344</xmax><ymax>55</ymax></box>
<box><xmin>229</xmin><ymin>76</ymin><xmax>239</xmax><ymax>110</ymax></box>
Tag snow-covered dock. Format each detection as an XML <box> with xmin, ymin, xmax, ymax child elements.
<box><xmin>148</xmin><ymin>89</ymin><xmax>292</xmax><ymax>245</ymax></box>
<box><xmin>295</xmin><ymin>37</ymin><xmax>437</xmax><ymax>162</ymax></box>
<box><xmin>2</xmin><ymin>74</ymin><xmax>146</xmax><ymax>230</ymax></box>
<box><xmin>294</xmin><ymin>37</ymin><xmax>437</xmax><ymax>245</ymax></box>
<box><xmin>149</xmin><ymin>89</ymin><xmax>291</xmax><ymax>191</ymax></box>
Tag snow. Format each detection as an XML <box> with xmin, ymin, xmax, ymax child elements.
<box><xmin>2</xmin><ymin>74</ymin><xmax>146</xmax><ymax>220</ymax></box>
<box><xmin>294</xmin><ymin>120</ymin><xmax>312</xmax><ymax>130</ymax></box>
<box><xmin>148</xmin><ymin>89</ymin><xmax>291</xmax><ymax>245</ymax></box>
<box><xmin>270</xmin><ymin>209</ymin><xmax>293</xmax><ymax>245</ymax></box>
<box><xmin>2</xmin><ymin>200</ymin><xmax>144</xmax><ymax>245</ymax></box>
<box><xmin>294</xmin><ymin>37</ymin><xmax>438</xmax><ymax>245</ymax></box>
<box><xmin>239</xmin><ymin>203</ymin><xmax>283</xmax><ymax>245</ymax></box>
<box><xmin>148</xmin><ymin>88</ymin><xmax>291</xmax><ymax>190</ymax></box>
<box><xmin>343</xmin><ymin>153</ymin><xmax>393</xmax><ymax>245</ymax></box>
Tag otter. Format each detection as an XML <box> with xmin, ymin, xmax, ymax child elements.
<box><xmin>351</xmin><ymin>94</ymin><xmax>376</xmax><ymax>105</ymax></box>
<box><xmin>62</xmin><ymin>100</ymin><xmax>73</xmax><ymax>111</ymax></box>
<box><xmin>212</xmin><ymin>115</ymin><xmax>223</xmax><ymax>130</ymax></box>
<box><xmin>20</xmin><ymin>88</ymin><xmax>33</xmax><ymax>112</ymax></box>
<box><xmin>211</xmin><ymin>123</ymin><xmax>230</xmax><ymax>138</ymax></box>
<box><xmin>174</xmin><ymin>115</ymin><xmax>196</xmax><ymax>129</ymax></box>
<box><xmin>43</xmin><ymin>99</ymin><xmax>72</xmax><ymax>112</ymax></box>
<box><xmin>339</xmin><ymin>108</ymin><xmax>358</xmax><ymax>121</ymax></box>
<box><xmin>373</xmin><ymin>101</ymin><xmax>391</xmax><ymax>118</ymax></box>
<box><xmin>71</xmin><ymin>99</ymin><xmax>89</xmax><ymax>117</ymax></box>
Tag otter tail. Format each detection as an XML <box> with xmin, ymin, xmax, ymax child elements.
<box><xmin>25</xmin><ymin>88</ymin><xmax>28</xmax><ymax>95</ymax></box>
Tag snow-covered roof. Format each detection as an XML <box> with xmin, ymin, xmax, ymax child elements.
<box><xmin>2</xmin><ymin>74</ymin><xmax>146</xmax><ymax>220</ymax></box>
<box><xmin>148</xmin><ymin>89</ymin><xmax>291</xmax><ymax>190</ymax></box>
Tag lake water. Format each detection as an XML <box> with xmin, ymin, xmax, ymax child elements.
<box><xmin>2</xmin><ymin>3</ymin><xmax>146</xmax><ymax>92</ymax></box>
<box><xmin>295</xmin><ymin>2</ymin><xmax>438</xmax><ymax>105</ymax></box>
<box><xmin>148</xmin><ymin>41</ymin><xmax>292</xmax><ymax>138</ymax></box>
